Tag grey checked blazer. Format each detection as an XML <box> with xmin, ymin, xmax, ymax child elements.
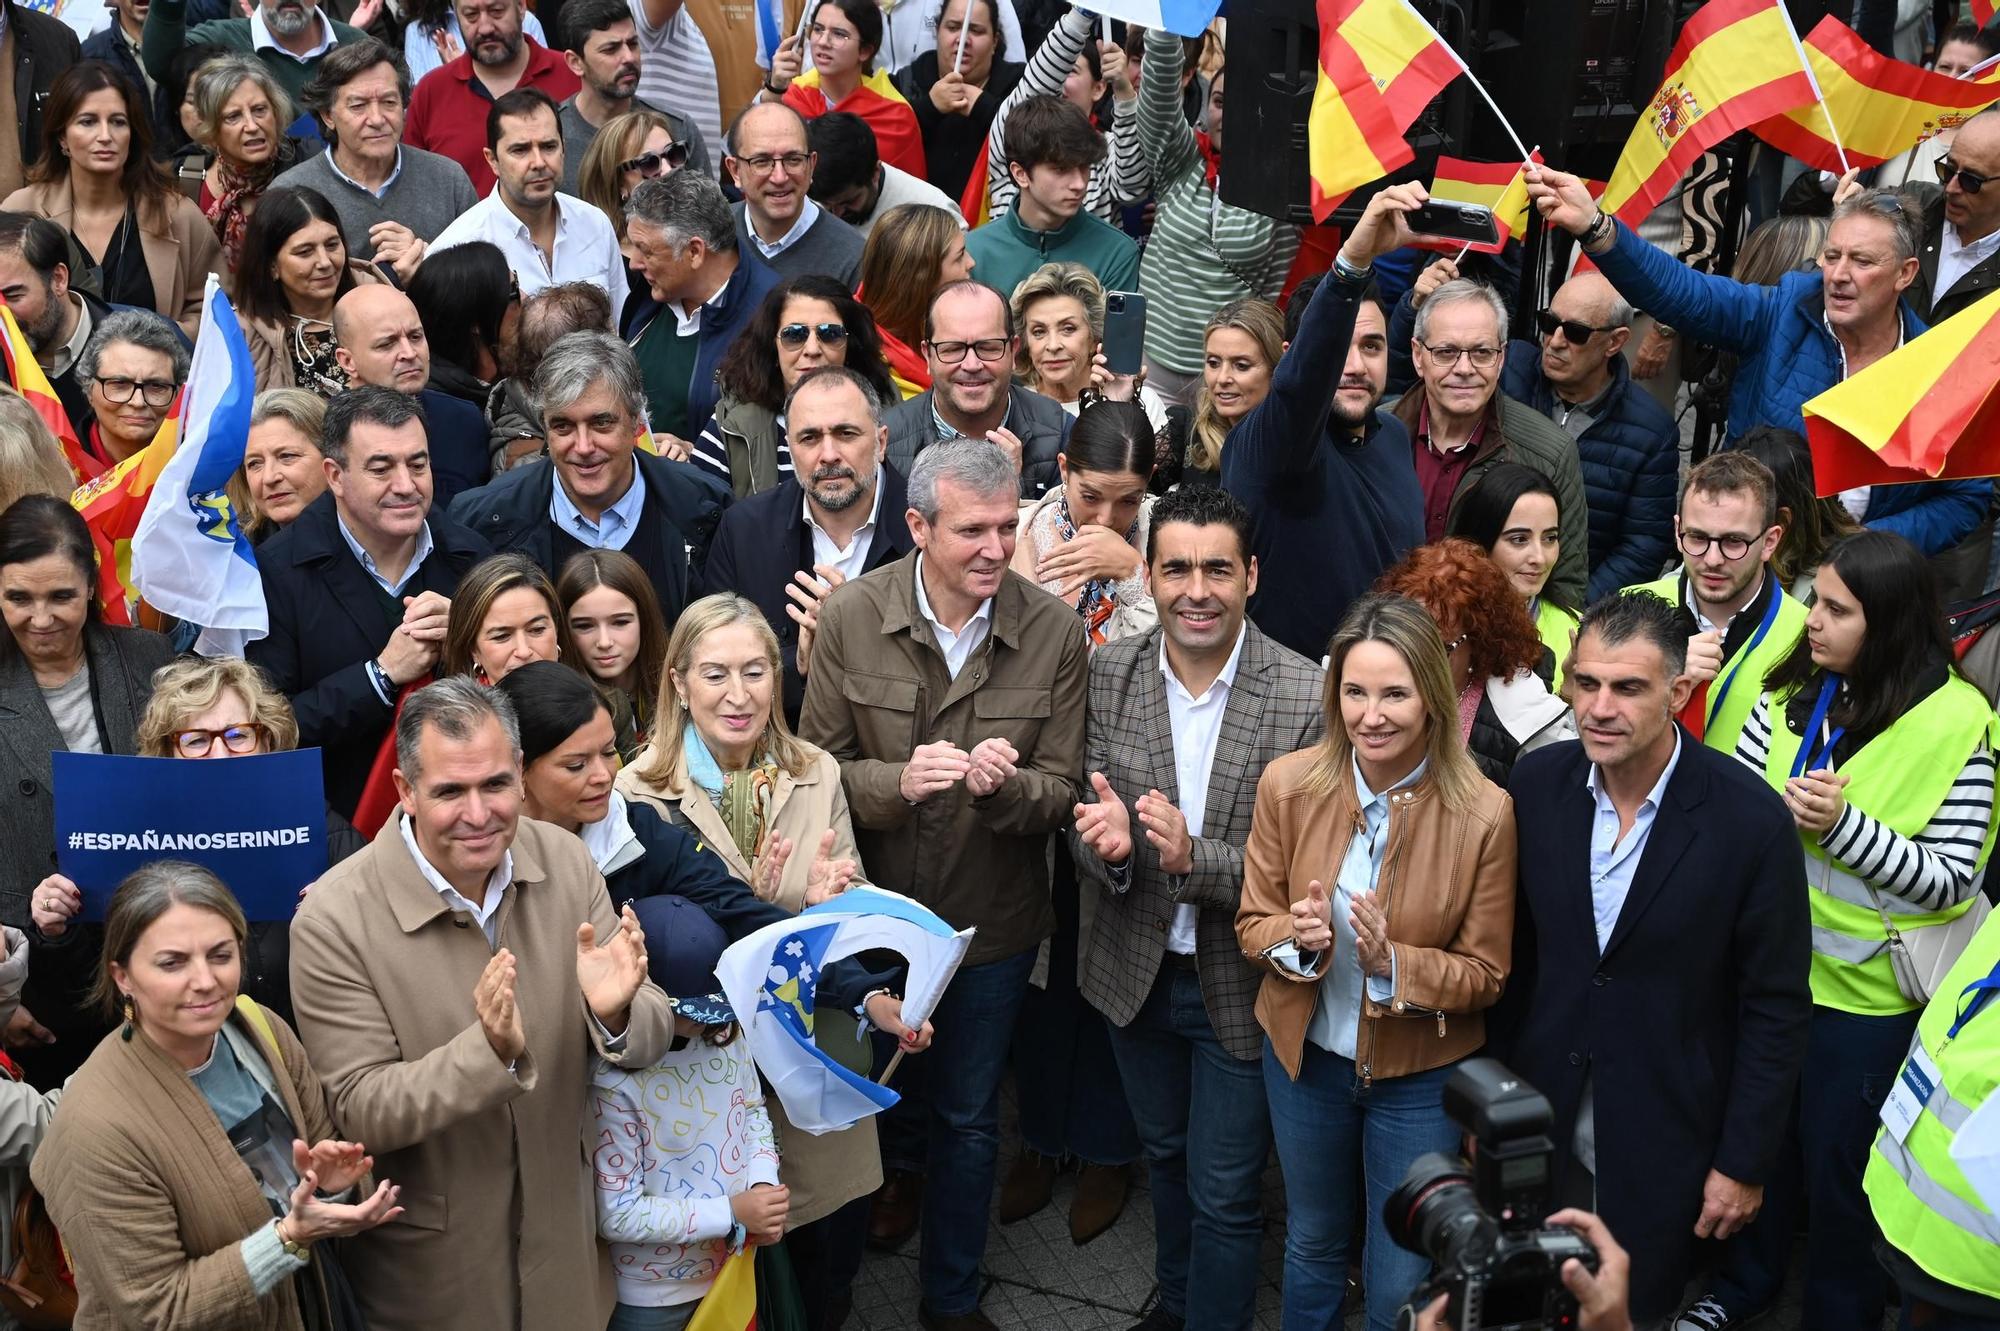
<box><xmin>1072</xmin><ymin>622</ymin><xmax>1325</xmax><ymax>1062</ymax></box>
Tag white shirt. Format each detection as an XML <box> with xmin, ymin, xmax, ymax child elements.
<box><xmin>806</xmin><ymin>470</ymin><xmax>883</xmax><ymax>583</ymax></box>
<box><xmin>399</xmin><ymin>815</ymin><xmax>513</xmax><ymax>945</ymax></box>
<box><xmin>1685</xmin><ymin>571</ymin><xmax>1761</xmax><ymax>638</ymax></box>
<box><xmin>747</xmin><ymin>198</ymin><xmax>823</xmax><ymax>262</ymax></box>
<box><xmin>248</xmin><ymin>6</ymin><xmax>339</xmax><ymax>62</ymax></box>
<box><xmin>913</xmin><ymin>554</ymin><xmax>992</xmax><ymax>680</ymax></box>
<box><xmin>431</xmin><ymin>191</ymin><xmax>629</xmax><ymax>315</ymax></box>
<box><xmin>858</xmin><ymin>165</ymin><xmax>965</xmax><ymax>240</ymax></box>
<box><xmin>1937</xmin><ymin>220</ymin><xmax>2000</xmax><ymax>303</ymax></box>
<box><xmin>1156</xmin><ymin>626</ymin><xmax>1246</xmax><ymax>954</ymax></box>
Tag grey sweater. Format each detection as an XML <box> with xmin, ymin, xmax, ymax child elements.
<box><xmin>270</xmin><ymin>147</ymin><xmax>479</xmax><ymax>262</ymax></box>
<box><xmin>731</xmin><ymin>203</ymin><xmax>864</xmax><ymax>291</ymax></box>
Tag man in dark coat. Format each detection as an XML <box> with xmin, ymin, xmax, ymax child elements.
<box><xmin>0</xmin><ymin>0</ymin><xmax>80</xmax><ymax>197</ymax></box>
<box><xmin>1494</xmin><ymin>592</ymin><xmax>1811</xmax><ymax>1325</ymax></box>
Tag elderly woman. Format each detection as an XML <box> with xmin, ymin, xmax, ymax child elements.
<box><xmin>0</xmin><ymin>495</ymin><xmax>175</xmax><ymax>1084</ymax></box>
<box><xmin>77</xmin><ymin>310</ymin><xmax>189</xmax><ymax>470</ymax></box>
<box><xmin>236</xmin><ymin>390</ymin><xmax>329</xmax><ymax>541</ymax></box>
<box><xmin>177</xmin><ymin>55</ymin><xmax>300</xmax><ymax>275</ymax></box>
<box><xmin>31</xmin><ymin>862</ymin><xmax>401</xmax><ymax>1330</ymax></box>
<box><xmin>2</xmin><ymin>62</ymin><xmax>222</xmax><ymax>337</ymax></box>
<box><xmin>695</xmin><ymin>275</ymin><xmax>901</xmax><ymax>498</ymax></box>
<box><xmin>233</xmin><ymin>187</ymin><xmax>387</xmax><ymax>396</ymax></box>
<box><xmin>1236</xmin><ymin>594</ymin><xmax>1516</xmax><ymax>1331</ymax></box>
<box><xmin>1010</xmin><ymin>261</ymin><xmax>1172</xmax><ymax>446</ymax></box>
<box><xmin>441</xmin><ymin>553</ymin><xmax>566</xmax><ymax>685</ymax></box>
<box><xmin>616</xmin><ymin>594</ymin><xmax>893</xmax><ymax>1331</ymax></box>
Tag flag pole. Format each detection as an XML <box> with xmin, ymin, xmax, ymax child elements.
<box><xmin>1965</xmin><ymin>49</ymin><xmax>2000</xmax><ymax>79</ymax></box>
<box><xmin>1777</xmin><ymin>4</ymin><xmax>1851</xmax><ymax>174</ymax></box>
<box><xmin>1396</xmin><ymin>0</ymin><xmax>1533</xmax><ymax>166</ymax></box>
<box><xmin>955</xmin><ymin>7</ymin><xmax>970</xmax><ymax>73</ymax></box>
<box><xmin>1101</xmin><ymin>14</ymin><xmax>1111</xmax><ymax>44</ymax></box>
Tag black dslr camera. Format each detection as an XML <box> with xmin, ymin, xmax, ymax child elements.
<box><xmin>1386</xmin><ymin>1059</ymin><xmax>1599</xmax><ymax>1331</ymax></box>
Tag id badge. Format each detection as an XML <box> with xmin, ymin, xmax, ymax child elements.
<box><xmin>1880</xmin><ymin>1043</ymin><xmax>1944</xmax><ymax>1145</ymax></box>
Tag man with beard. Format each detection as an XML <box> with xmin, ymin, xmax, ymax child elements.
<box><xmin>405</xmin><ymin>0</ymin><xmax>581</xmax><ymax>195</ymax></box>
<box><xmin>556</xmin><ymin>0</ymin><xmax>710</xmax><ymax>195</ymax></box>
<box><xmin>701</xmin><ymin>365</ymin><xmax>917</xmax><ymax>723</ymax></box>
<box><xmin>141</xmin><ymin>0</ymin><xmax>365</xmax><ymax>105</ymax></box>
<box><xmin>1219</xmin><ymin>185</ymin><xmax>1426</xmax><ymax>663</ymax></box>
<box><xmin>883</xmin><ymin>280</ymin><xmax>1071</xmax><ymax>499</ymax></box>
<box><xmin>429</xmin><ymin>89</ymin><xmax>627</xmax><ymax>312</ymax></box>
<box><xmin>0</xmin><ymin>211</ymin><xmax>135</xmax><ymax>440</ymax></box>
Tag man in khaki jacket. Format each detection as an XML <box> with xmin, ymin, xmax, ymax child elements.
<box><xmin>801</xmin><ymin>437</ymin><xmax>1088</xmax><ymax>1331</ymax></box>
<box><xmin>290</xmin><ymin>678</ymin><xmax>669</xmax><ymax>1331</ymax></box>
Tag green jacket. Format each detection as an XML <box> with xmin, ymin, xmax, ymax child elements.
<box><xmin>143</xmin><ymin>0</ymin><xmax>365</xmax><ymax>103</ymax></box>
<box><xmin>965</xmin><ymin>201</ymin><xmax>1140</xmax><ymax>304</ymax></box>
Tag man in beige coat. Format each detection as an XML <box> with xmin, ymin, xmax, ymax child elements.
<box><xmin>290</xmin><ymin>677</ymin><xmax>670</xmax><ymax>1331</ymax></box>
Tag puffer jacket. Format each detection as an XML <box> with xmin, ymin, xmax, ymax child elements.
<box><xmin>883</xmin><ymin>384</ymin><xmax>1072</xmax><ymax>499</ymax></box>
<box><xmin>1501</xmin><ymin>343</ymin><xmax>1678</xmax><ymax>599</ymax></box>
<box><xmin>1590</xmin><ymin>220</ymin><xmax>1991</xmax><ymax>556</ymax></box>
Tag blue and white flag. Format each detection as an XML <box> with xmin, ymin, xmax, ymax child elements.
<box><xmin>131</xmin><ymin>277</ymin><xmax>263</xmax><ymax>657</ymax></box>
<box><xmin>1087</xmin><ymin>0</ymin><xmax>1224</xmax><ymax>39</ymax></box>
<box><xmin>715</xmin><ymin>885</ymin><xmax>974</xmax><ymax>1136</ymax></box>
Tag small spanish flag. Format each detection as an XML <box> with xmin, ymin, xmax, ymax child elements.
<box><xmin>1755</xmin><ymin>17</ymin><xmax>2000</xmax><ymax>174</ymax></box>
<box><xmin>1308</xmin><ymin>3</ymin><xmax>1414</xmax><ymax>220</ymax></box>
<box><xmin>0</xmin><ymin>300</ymin><xmax>101</xmax><ymax>487</ymax></box>
<box><xmin>1324</xmin><ymin>0</ymin><xmax>1467</xmax><ymax>127</ymax></box>
<box><xmin>686</xmin><ymin>1248</ymin><xmax>757</xmax><ymax>1331</ymax></box>
<box><xmin>1411</xmin><ymin>152</ymin><xmax>1540</xmax><ymax>254</ymax></box>
<box><xmin>1600</xmin><ymin>0</ymin><xmax>1816</xmax><ymax>224</ymax></box>
<box><xmin>70</xmin><ymin>391</ymin><xmax>183</xmax><ymax>626</ymax></box>
<box><xmin>1803</xmin><ymin>286</ymin><xmax>2000</xmax><ymax>493</ymax></box>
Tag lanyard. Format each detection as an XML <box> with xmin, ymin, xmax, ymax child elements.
<box><xmin>1790</xmin><ymin>674</ymin><xmax>1847</xmax><ymax>778</ymax></box>
<box><xmin>1946</xmin><ymin>958</ymin><xmax>2000</xmax><ymax>1042</ymax></box>
<box><xmin>1706</xmin><ymin>584</ymin><xmax>1784</xmax><ymax>727</ymax></box>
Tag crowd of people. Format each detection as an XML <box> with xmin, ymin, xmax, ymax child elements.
<box><xmin>0</xmin><ymin>0</ymin><xmax>1994</xmax><ymax>1329</ymax></box>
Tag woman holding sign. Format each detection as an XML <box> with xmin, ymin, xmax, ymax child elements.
<box><xmin>0</xmin><ymin>495</ymin><xmax>175</xmax><ymax>1085</ymax></box>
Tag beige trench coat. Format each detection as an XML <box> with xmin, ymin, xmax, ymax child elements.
<box><xmin>1</xmin><ymin>178</ymin><xmax>222</xmax><ymax>337</ymax></box>
<box><xmin>288</xmin><ymin>816</ymin><xmax>672</xmax><ymax>1331</ymax></box>
<box><xmin>616</xmin><ymin>745</ymin><xmax>883</xmax><ymax>1227</ymax></box>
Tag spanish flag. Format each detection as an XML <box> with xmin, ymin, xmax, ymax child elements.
<box><xmin>0</xmin><ymin>301</ymin><xmax>102</xmax><ymax>487</ymax></box>
<box><xmin>784</xmin><ymin>69</ymin><xmax>928</xmax><ymax>181</ymax></box>
<box><xmin>1803</xmin><ymin>286</ymin><xmax>2000</xmax><ymax>493</ymax></box>
<box><xmin>1410</xmin><ymin>152</ymin><xmax>1540</xmax><ymax>254</ymax></box>
<box><xmin>70</xmin><ymin>391</ymin><xmax>183</xmax><ymax>627</ymax></box>
<box><xmin>1600</xmin><ymin>0</ymin><xmax>1816</xmax><ymax>224</ymax></box>
<box><xmin>1309</xmin><ymin>1</ymin><xmax>1414</xmax><ymax>220</ymax></box>
<box><xmin>1324</xmin><ymin>0</ymin><xmax>1466</xmax><ymax>127</ymax></box>
<box><xmin>686</xmin><ymin>1248</ymin><xmax>757</xmax><ymax>1331</ymax></box>
<box><xmin>1755</xmin><ymin>17</ymin><xmax>2000</xmax><ymax>174</ymax></box>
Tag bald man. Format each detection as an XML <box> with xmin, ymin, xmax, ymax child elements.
<box><xmin>724</xmin><ymin>101</ymin><xmax>865</xmax><ymax>288</ymax></box>
<box><xmin>333</xmin><ymin>284</ymin><xmax>493</xmax><ymax>506</ymax></box>
<box><xmin>1913</xmin><ymin>107</ymin><xmax>2000</xmax><ymax>327</ymax></box>
<box><xmin>1501</xmin><ymin>269</ymin><xmax>1679</xmax><ymax>599</ymax></box>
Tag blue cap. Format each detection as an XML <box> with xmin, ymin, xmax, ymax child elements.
<box><xmin>627</xmin><ymin>895</ymin><xmax>736</xmax><ymax>1023</ymax></box>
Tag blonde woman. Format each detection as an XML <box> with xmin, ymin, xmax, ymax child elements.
<box><xmin>577</xmin><ymin>110</ymin><xmax>681</xmax><ymax>251</ymax></box>
<box><xmin>1189</xmin><ymin>298</ymin><xmax>1283</xmax><ymax>488</ymax></box>
<box><xmin>1236</xmin><ymin>593</ymin><xmax>1516</xmax><ymax>1331</ymax></box>
<box><xmin>615</xmin><ymin>593</ymin><xmax>889</xmax><ymax>1331</ymax></box>
<box><xmin>1009</xmin><ymin>261</ymin><xmax>1171</xmax><ymax>442</ymax></box>
<box><xmin>0</xmin><ymin>391</ymin><xmax>77</xmax><ymax>515</ymax></box>
<box><xmin>439</xmin><ymin>553</ymin><xmax>565</xmax><ymax>685</ymax></box>
<box><xmin>235</xmin><ymin>389</ymin><xmax>329</xmax><ymax>540</ymax></box>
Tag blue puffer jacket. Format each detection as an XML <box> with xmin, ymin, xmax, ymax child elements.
<box><xmin>1502</xmin><ymin>343</ymin><xmax>1678</xmax><ymax>599</ymax></box>
<box><xmin>1592</xmin><ymin>221</ymin><xmax>1990</xmax><ymax>556</ymax></box>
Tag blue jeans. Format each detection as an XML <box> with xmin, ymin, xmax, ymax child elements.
<box><xmin>1263</xmin><ymin>1041</ymin><xmax>1459</xmax><ymax>1331</ymax></box>
<box><xmin>1105</xmin><ymin>964</ymin><xmax>1271</xmax><ymax>1331</ymax></box>
<box><xmin>606</xmin><ymin>1300</ymin><xmax>695</xmax><ymax>1331</ymax></box>
<box><xmin>912</xmin><ymin>947</ymin><xmax>1036</xmax><ymax>1316</ymax></box>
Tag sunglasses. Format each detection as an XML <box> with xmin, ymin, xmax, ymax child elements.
<box><xmin>620</xmin><ymin>142</ymin><xmax>690</xmax><ymax>177</ymax></box>
<box><xmin>1937</xmin><ymin>155</ymin><xmax>1996</xmax><ymax>195</ymax></box>
<box><xmin>1534</xmin><ymin>309</ymin><xmax>1618</xmax><ymax>343</ymax></box>
<box><xmin>778</xmin><ymin>321</ymin><xmax>849</xmax><ymax>347</ymax></box>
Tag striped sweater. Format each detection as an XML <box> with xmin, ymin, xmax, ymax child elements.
<box><xmin>1736</xmin><ymin>693</ymin><xmax>1996</xmax><ymax>913</ymax></box>
<box><xmin>1134</xmin><ymin>27</ymin><xmax>1298</xmax><ymax>376</ymax></box>
<box><xmin>985</xmin><ymin>8</ymin><xmax>1148</xmax><ymax>223</ymax></box>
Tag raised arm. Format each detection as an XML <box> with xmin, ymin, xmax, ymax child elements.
<box><xmin>1138</xmin><ymin>26</ymin><xmax>1199</xmax><ymax>185</ymax></box>
<box><xmin>986</xmin><ymin>6</ymin><xmax>1094</xmax><ymax>214</ymax></box>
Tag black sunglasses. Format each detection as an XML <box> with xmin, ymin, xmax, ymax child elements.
<box><xmin>1937</xmin><ymin>155</ymin><xmax>1996</xmax><ymax>195</ymax></box>
<box><xmin>1534</xmin><ymin>308</ymin><xmax>1618</xmax><ymax>343</ymax></box>
<box><xmin>778</xmin><ymin>321</ymin><xmax>849</xmax><ymax>347</ymax></box>
<box><xmin>620</xmin><ymin>142</ymin><xmax>691</xmax><ymax>177</ymax></box>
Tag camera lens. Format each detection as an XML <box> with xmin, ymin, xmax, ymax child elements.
<box><xmin>1385</xmin><ymin>1152</ymin><xmax>1500</xmax><ymax>1271</ymax></box>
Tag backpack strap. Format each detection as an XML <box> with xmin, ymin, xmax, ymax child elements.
<box><xmin>233</xmin><ymin>995</ymin><xmax>285</xmax><ymax>1077</ymax></box>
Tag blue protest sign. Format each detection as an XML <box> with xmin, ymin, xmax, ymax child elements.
<box><xmin>54</xmin><ymin>750</ymin><xmax>327</xmax><ymax>922</ymax></box>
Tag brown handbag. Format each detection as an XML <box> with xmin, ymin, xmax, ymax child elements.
<box><xmin>0</xmin><ymin>1183</ymin><xmax>76</xmax><ymax>1329</ymax></box>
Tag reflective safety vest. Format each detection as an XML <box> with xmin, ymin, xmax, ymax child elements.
<box><xmin>1759</xmin><ymin>675</ymin><xmax>2000</xmax><ymax>1015</ymax></box>
<box><xmin>1627</xmin><ymin>572</ymin><xmax>1807</xmax><ymax>753</ymax></box>
<box><xmin>1533</xmin><ymin>598</ymin><xmax>1579</xmax><ymax>697</ymax></box>
<box><xmin>1864</xmin><ymin>911</ymin><xmax>2000</xmax><ymax>1300</ymax></box>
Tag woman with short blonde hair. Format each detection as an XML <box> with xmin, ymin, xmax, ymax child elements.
<box><xmin>0</xmin><ymin>392</ymin><xmax>76</xmax><ymax>515</ymax></box>
<box><xmin>136</xmin><ymin>656</ymin><xmax>302</xmax><ymax>757</ymax></box>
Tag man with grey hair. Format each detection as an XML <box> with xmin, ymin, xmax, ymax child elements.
<box><xmin>620</xmin><ymin>169</ymin><xmax>781</xmax><ymax>444</ymax></box>
<box><xmin>250</xmin><ymin>386</ymin><xmax>492</xmax><ymax>818</ymax></box>
<box><xmin>448</xmin><ymin>329</ymin><xmax>730</xmax><ymax>627</ymax></box>
<box><xmin>703</xmin><ymin>365</ymin><xmax>917</xmax><ymax>723</ymax></box>
<box><xmin>1388</xmin><ymin>275</ymin><xmax>1590</xmax><ymax>605</ymax></box>
<box><xmin>290</xmin><ymin>675</ymin><xmax>671</xmax><ymax>1331</ymax></box>
<box><xmin>76</xmin><ymin>309</ymin><xmax>188</xmax><ymax>469</ymax></box>
<box><xmin>801</xmin><ymin>438</ymin><xmax>1087</xmax><ymax>1331</ymax></box>
<box><xmin>1497</xmin><ymin>268</ymin><xmax>1679</xmax><ymax>599</ymax></box>
<box><xmin>141</xmin><ymin>0</ymin><xmax>366</xmax><ymax>107</ymax></box>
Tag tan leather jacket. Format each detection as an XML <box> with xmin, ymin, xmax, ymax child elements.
<box><xmin>1236</xmin><ymin>747</ymin><xmax>1517</xmax><ymax>1083</ymax></box>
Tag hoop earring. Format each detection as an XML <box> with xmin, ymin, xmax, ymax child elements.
<box><xmin>120</xmin><ymin>996</ymin><xmax>135</xmax><ymax>1042</ymax></box>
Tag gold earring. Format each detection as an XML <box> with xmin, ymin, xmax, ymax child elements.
<box><xmin>120</xmin><ymin>996</ymin><xmax>135</xmax><ymax>1041</ymax></box>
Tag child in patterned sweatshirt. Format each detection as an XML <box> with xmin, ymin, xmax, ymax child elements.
<box><xmin>591</xmin><ymin>896</ymin><xmax>790</xmax><ymax>1331</ymax></box>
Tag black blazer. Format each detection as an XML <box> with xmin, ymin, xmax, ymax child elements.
<box><xmin>1493</xmin><ymin>734</ymin><xmax>1812</xmax><ymax>1322</ymax></box>
<box><xmin>700</xmin><ymin>467</ymin><xmax>916</xmax><ymax>725</ymax></box>
<box><xmin>418</xmin><ymin>387</ymin><xmax>492</xmax><ymax>510</ymax></box>
<box><xmin>246</xmin><ymin>492</ymin><xmax>491</xmax><ymax>818</ymax></box>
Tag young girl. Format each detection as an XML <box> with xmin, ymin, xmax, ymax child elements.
<box><xmin>559</xmin><ymin>549</ymin><xmax>671</xmax><ymax>762</ymax></box>
<box><xmin>591</xmin><ymin>896</ymin><xmax>789</xmax><ymax>1331</ymax></box>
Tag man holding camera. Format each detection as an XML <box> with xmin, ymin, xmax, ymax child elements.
<box><xmin>1413</xmin><ymin>1208</ymin><xmax>1635</xmax><ymax>1331</ymax></box>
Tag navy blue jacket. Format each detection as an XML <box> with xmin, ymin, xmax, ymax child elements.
<box><xmin>620</xmin><ymin>253</ymin><xmax>782</xmax><ymax>440</ymax></box>
<box><xmin>1221</xmin><ymin>268</ymin><xmax>1426</xmax><ymax>662</ymax></box>
<box><xmin>1591</xmin><ymin>220</ymin><xmax>1990</xmax><ymax>556</ymax></box>
<box><xmin>418</xmin><ymin>387</ymin><xmax>491</xmax><ymax>510</ymax></box>
<box><xmin>702</xmin><ymin>467</ymin><xmax>917</xmax><ymax>724</ymax></box>
<box><xmin>1502</xmin><ymin>342</ymin><xmax>1678</xmax><ymax>599</ymax></box>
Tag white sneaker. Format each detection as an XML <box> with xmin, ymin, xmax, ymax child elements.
<box><xmin>1672</xmin><ymin>1297</ymin><xmax>1732</xmax><ymax>1331</ymax></box>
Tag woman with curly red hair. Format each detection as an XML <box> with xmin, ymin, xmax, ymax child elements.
<box><xmin>1376</xmin><ymin>539</ymin><xmax>1574</xmax><ymax>783</ymax></box>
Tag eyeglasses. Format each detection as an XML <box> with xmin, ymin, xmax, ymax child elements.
<box><xmin>620</xmin><ymin>142</ymin><xmax>690</xmax><ymax>177</ymax></box>
<box><xmin>808</xmin><ymin>21</ymin><xmax>856</xmax><ymax>43</ymax></box>
<box><xmin>1417</xmin><ymin>342</ymin><xmax>1502</xmax><ymax>369</ymax></box>
<box><xmin>926</xmin><ymin>337</ymin><xmax>1011</xmax><ymax>364</ymax></box>
<box><xmin>94</xmin><ymin>376</ymin><xmax>179</xmax><ymax>407</ymax></box>
<box><xmin>1937</xmin><ymin>155</ymin><xmax>1995</xmax><ymax>195</ymax></box>
<box><xmin>778</xmin><ymin>321</ymin><xmax>849</xmax><ymax>347</ymax></box>
<box><xmin>1678</xmin><ymin>529</ymin><xmax>1762</xmax><ymax>561</ymax></box>
<box><xmin>1534</xmin><ymin>309</ymin><xmax>1618</xmax><ymax>343</ymax></box>
<box><xmin>735</xmin><ymin>151</ymin><xmax>811</xmax><ymax>177</ymax></box>
<box><xmin>172</xmin><ymin>723</ymin><xmax>268</xmax><ymax>758</ymax></box>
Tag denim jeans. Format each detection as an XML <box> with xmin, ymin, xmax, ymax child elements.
<box><xmin>911</xmin><ymin>947</ymin><xmax>1036</xmax><ymax>1316</ymax></box>
<box><xmin>786</xmin><ymin>1194</ymin><xmax>870</xmax><ymax>1330</ymax></box>
<box><xmin>606</xmin><ymin>1300</ymin><xmax>696</xmax><ymax>1331</ymax></box>
<box><xmin>1262</xmin><ymin>1041</ymin><xmax>1459</xmax><ymax>1331</ymax></box>
<box><xmin>1106</xmin><ymin>964</ymin><xmax>1271</xmax><ymax>1331</ymax></box>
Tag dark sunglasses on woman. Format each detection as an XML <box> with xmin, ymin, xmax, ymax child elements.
<box><xmin>778</xmin><ymin>322</ymin><xmax>850</xmax><ymax>347</ymax></box>
<box><xmin>620</xmin><ymin>141</ymin><xmax>692</xmax><ymax>178</ymax></box>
